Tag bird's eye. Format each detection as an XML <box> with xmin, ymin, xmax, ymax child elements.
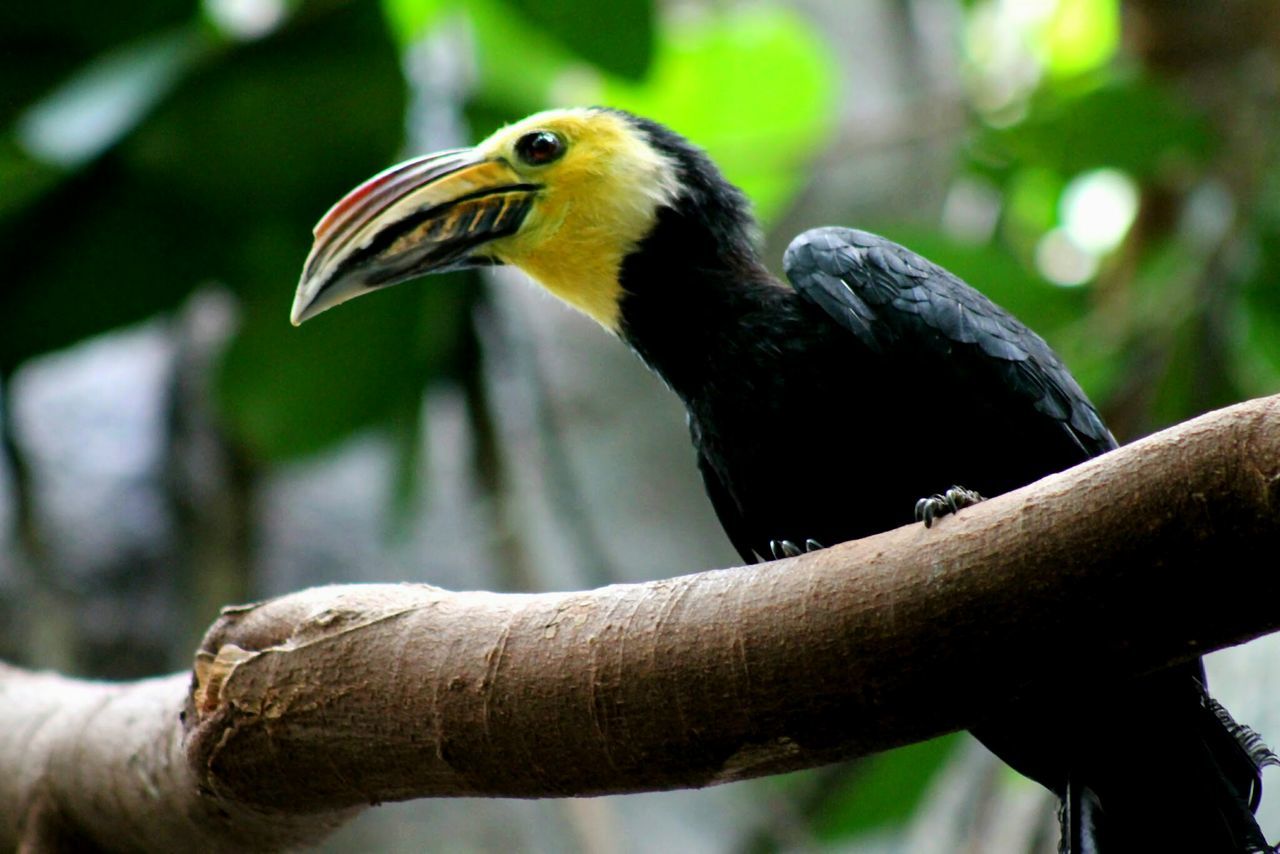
<box><xmin>514</xmin><ymin>131</ymin><xmax>565</xmax><ymax>166</ymax></box>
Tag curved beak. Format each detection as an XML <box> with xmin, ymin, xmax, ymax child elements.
<box><xmin>291</xmin><ymin>149</ymin><xmax>538</xmax><ymax>325</ymax></box>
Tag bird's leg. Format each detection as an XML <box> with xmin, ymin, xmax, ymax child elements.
<box><xmin>914</xmin><ymin>485</ymin><xmax>984</xmax><ymax>528</ymax></box>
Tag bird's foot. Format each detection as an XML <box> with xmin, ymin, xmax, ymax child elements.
<box><xmin>767</xmin><ymin>539</ymin><xmax>825</xmax><ymax>560</ymax></box>
<box><xmin>914</xmin><ymin>486</ymin><xmax>984</xmax><ymax>528</ymax></box>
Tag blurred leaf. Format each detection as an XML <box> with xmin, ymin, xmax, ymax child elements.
<box><xmin>16</xmin><ymin>28</ymin><xmax>206</xmax><ymax>170</ymax></box>
<box><xmin>1238</xmin><ymin>222</ymin><xmax>1280</xmax><ymax>395</ymax></box>
<box><xmin>0</xmin><ymin>162</ymin><xmax>216</xmax><ymax>374</ymax></box>
<box><xmin>0</xmin><ymin>139</ymin><xmax>64</xmax><ymax>224</ymax></box>
<box><xmin>382</xmin><ymin>0</ymin><xmax>653</xmax><ymax>91</ymax></box>
<box><xmin>123</xmin><ymin>5</ymin><xmax>405</xmax><ymax>227</ymax></box>
<box><xmin>1149</xmin><ymin>319</ymin><xmax>1203</xmax><ymax>428</ymax></box>
<box><xmin>217</xmin><ymin>275</ymin><xmax>470</xmax><ymax>461</ymax></box>
<box><xmin>586</xmin><ymin>6</ymin><xmax>837</xmax><ymax>224</ymax></box>
<box><xmin>1036</xmin><ymin>0</ymin><xmax>1119</xmax><ymax>79</ymax></box>
<box><xmin>501</xmin><ymin>0</ymin><xmax>653</xmax><ymax>81</ymax></box>
<box><xmin>1004</xmin><ymin>166</ymin><xmax>1065</xmax><ymax>241</ymax></box>
<box><xmin>1050</xmin><ymin>290</ymin><xmax>1133</xmax><ymax>410</ymax></box>
<box><xmin>163</xmin><ymin>2</ymin><xmax>428</xmax><ymax>459</ymax></box>
<box><xmin>468</xmin><ymin>0</ymin><xmax>581</xmax><ymax>116</ymax></box>
<box><xmin>0</xmin><ymin>0</ymin><xmax>198</xmax><ymax>126</ymax></box>
<box><xmin>380</xmin><ymin>0</ymin><xmax>449</xmax><ymax>46</ymax></box>
<box><xmin>812</xmin><ymin>735</ymin><xmax>959</xmax><ymax>841</ymax></box>
<box><xmin>1087</xmin><ymin>239</ymin><xmax>1203</xmax><ymax>431</ymax></box>
<box><xmin>0</xmin><ymin>0</ymin><xmax>407</xmax><ymax>388</ymax></box>
<box><xmin>974</xmin><ymin>78</ymin><xmax>1214</xmax><ymax>180</ymax></box>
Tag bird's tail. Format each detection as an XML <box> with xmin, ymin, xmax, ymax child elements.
<box><xmin>1060</xmin><ymin>666</ymin><xmax>1276</xmax><ymax>853</ymax></box>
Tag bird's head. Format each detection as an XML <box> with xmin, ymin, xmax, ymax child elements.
<box><xmin>291</xmin><ymin>107</ymin><xmax>714</xmax><ymax>331</ymax></box>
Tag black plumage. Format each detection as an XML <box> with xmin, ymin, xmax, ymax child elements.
<box><xmin>613</xmin><ymin>112</ymin><xmax>1274</xmax><ymax>853</ymax></box>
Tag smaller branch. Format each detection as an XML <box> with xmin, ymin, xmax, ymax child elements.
<box><xmin>0</xmin><ymin>665</ymin><xmax>350</xmax><ymax>853</ymax></box>
<box><xmin>1</xmin><ymin>395</ymin><xmax>1279</xmax><ymax>853</ymax></box>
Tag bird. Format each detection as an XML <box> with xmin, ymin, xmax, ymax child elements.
<box><xmin>291</xmin><ymin>107</ymin><xmax>1275</xmax><ymax>852</ymax></box>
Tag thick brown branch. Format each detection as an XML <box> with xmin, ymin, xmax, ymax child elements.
<box><xmin>2</xmin><ymin>394</ymin><xmax>1279</xmax><ymax>852</ymax></box>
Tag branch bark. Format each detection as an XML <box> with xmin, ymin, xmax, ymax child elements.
<box><xmin>3</xmin><ymin>394</ymin><xmax>1279</xmax><ymax>852</ymax></box>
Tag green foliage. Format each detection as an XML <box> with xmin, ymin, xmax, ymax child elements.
<box><xmin>1243</xmin><ymin>219</ymin><xmax>1280</xmax><ymax>392</ymax></box>
<box><xmin>381</xmin><ymin>0</ymin><xmax>653</xmax><ymax>80</ymax></box>
<box><xmin>465</xmin><ymin>0</ymin><xmax>583</xmax><ymax>116</ymax></box>
<box><xmin>812</xmin><ymin>735</ymin><xmax>960</xmax><ymax>841</ymax></box>
<box><xmin>380</xmin><ymin>0</ymin><xmax>449</xmax><ymax>46</ymax></box>
<box><xmin>957</xmin><ymin>2</ymin><xmax>1280</xmax><ymax>446</ymax></box>
<box><xmin>0</xmin><ymin>161</ymin><xmax>215</xmax><ymax>372</ymax></box>
<box><xmin>1001</xmin><ymin>167</ymin><xmax>1067</xmax><ymax>250</ymax></box>
<box><xmin>1035</xmin><ymin>0</ymin><xmax>1119</xmax><ymax>79</ymax></box>
<box><xmin>386</xmin><ymin>1</ymin><xmax>834</xmax><ymax>225</ymax></box>
<box><xmin>0</xmin><ymin>1</ymin><xmax>421</xmax><ymax>461</ymax></box>
<box><xmin>590</xmin><ymin>6</ymin><xmax>835</xmax><ymax>224</ymax></box>
<box><xmin>0</xmin><ymin>0</ymin><xmax>197</xmax><ymax>128</ymax></box>
<box><xmin>125</xmin><ymin>15</ymin><xmax>401</xmax><ymax>227</ymax></box>
<box><xmin>502</xmin><ymin>0</ymin><xmax>653</xmax><ymax>80</ymax></box>
<box><xmin>0</xmin><ymin>138</ymin><xmax>62</xmax><ymax>223</ymax></box>
<box><xmin>974</xmin><ymin>77</ymin><xmax>1213</xmax><ymax>181</ymax></box>
<box><xmin>218</xmin><ymin>274</ymin><xmax>470</xmax><ymax>459</ymax></box>
<box><xmin>16</xmin><ymin>28</ymin><xmax>203</xmax><ymax>171</ymax></box>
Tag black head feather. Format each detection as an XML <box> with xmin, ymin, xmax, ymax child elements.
<box><xmin>594</xmin><ymin>107</ymin><xmax>761</xmax><ymax>267</ymax></box>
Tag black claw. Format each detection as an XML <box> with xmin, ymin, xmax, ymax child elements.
<box><xmin>944</xmin><ymin>485</ymin><xmax>984</xmax><ymax>513</ymax></box>
<box><xmin>804</xmin><ymin>538</ymin><xmax>824</xmax><ymax>552</ymax></box>
<box><xmin>914</xmin><ymin>497</ymin><xmax>933</xmax><ymax>524</ymax></box>
<box><xmin>768</xmin><ymin>540</ymin><xmax>803</xmax><ymax>559</ymax></box>
<box><xmin>915</xmin><ymin>495</ymin><xmax>941</xmax><ymax>527</ymax></box>
<box><xmin>915</xmin><ymin>485</ymin><xmax>985</xmax><ymax>528</ymax></box>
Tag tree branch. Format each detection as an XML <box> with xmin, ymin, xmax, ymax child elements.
<box><xmin>3</xmin><ymin>394</ymin><xmax>1279</xmax><ymax>852</ymax></box>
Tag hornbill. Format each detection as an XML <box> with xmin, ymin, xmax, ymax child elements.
<box><xmin>291</xmin><ymin>107</ymin><xmax>1275</xmax><ymax>852</ymax></box>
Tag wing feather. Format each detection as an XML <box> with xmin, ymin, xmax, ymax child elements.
<box><xmin>784</xmin><ymin>227</ymin><xmax>1115</xmax><ymax>457</ymax></box>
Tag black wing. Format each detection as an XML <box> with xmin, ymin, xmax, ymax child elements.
<box><xmin>783</xmin><ymin>226</ymin><xmax>1116</xmax><ymax>459</ymax></box>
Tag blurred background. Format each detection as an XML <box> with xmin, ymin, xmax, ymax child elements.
<box><xmin>3</xmin><ymin>0</ymin><xmax>1280</xmax><ymax>850</ymax></box>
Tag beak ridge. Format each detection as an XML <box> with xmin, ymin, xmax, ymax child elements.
<box><xmin>291</xmin><ymin>149</ymin><xmax>537</xmax><ymax>325</ymax></box>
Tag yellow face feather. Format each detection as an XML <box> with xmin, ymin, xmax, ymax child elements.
<box><xmin>475</xmin><ymin>109</ymin><xmax>681</xmax><ymax>330</ymax></box>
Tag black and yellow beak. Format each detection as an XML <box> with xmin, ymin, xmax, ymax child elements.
<box><xmin>290</xmin><ymin>149</ymin><xmax>539</xmax><ymax>325</ymax></box>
